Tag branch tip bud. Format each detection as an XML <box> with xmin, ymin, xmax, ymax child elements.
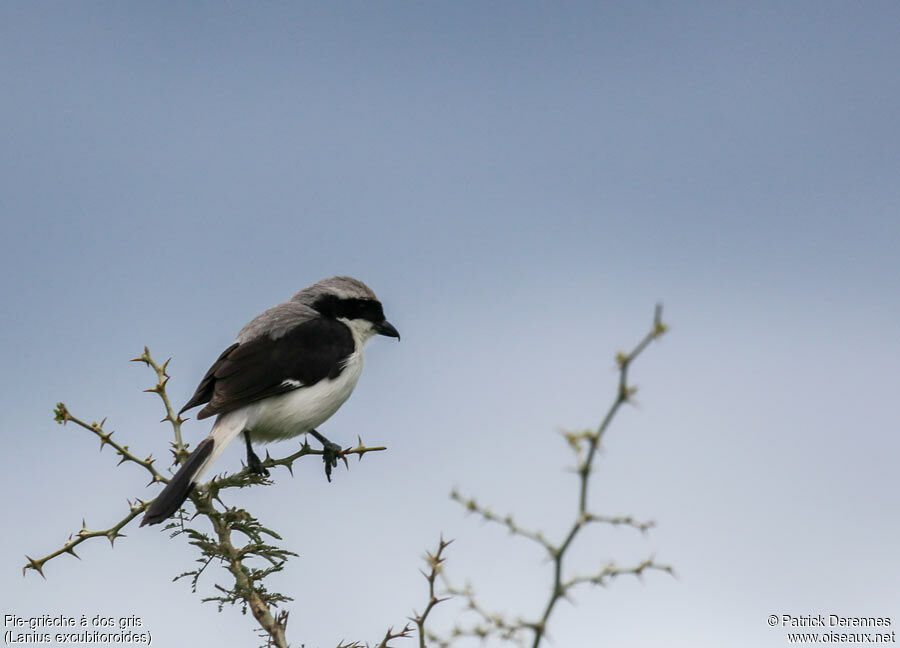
<box><xmin>53</xmin><ymin>403</ymin><xmax>70</xmax><ymax>424</ymax></box>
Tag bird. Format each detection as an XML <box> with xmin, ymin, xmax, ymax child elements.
<box><xmin>140</xmin><ymin>276</ymin><xmax>400</xmax><ymax>526</ymax></box>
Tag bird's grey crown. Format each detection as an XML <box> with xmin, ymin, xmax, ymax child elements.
<box><xmin>236</xmin><ymin>276</ymin><xmax>378</xmax><ymax>343</ymax></box>
<box><xmin>290</xmin><ymin>276</ymin><xmax>377</xmax><ymax>305</ymax></box>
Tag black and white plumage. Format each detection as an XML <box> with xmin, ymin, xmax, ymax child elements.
<box><xmin>140</xmin><ymin>276</ymin><xmax>399</xmax><ymax>527</ymax></box>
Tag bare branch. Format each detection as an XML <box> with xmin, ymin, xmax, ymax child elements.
<box><xmin>131</xmin><ymin>346</ymin><xmax>188</xmax><ymax>463</ymax></box>
<box><xmin>23</xmin><ymin>499</ymin><xmax>148</xmax><ymax>578</ymax></box>
<box><xmin>563</xmin><ymin>557</ymin><xmax>675</xmax><ymax>590</ymax></box>
<box><xmin>443</xmin><ymin>304</ymin><xmax>672</xmax><ymax>648</ymax></box>
<box><xmin>437</xmin><ymin>572</ymin><xmax>528</xmax><ymax>647</ymax></box>
<box><xmin>449</xmin><ymin>491</ymin><xmax>556</xmax><ymax>555</ymax></box>
<box><xmin>52</xmin><ymin>403</ymin><xmax>167</xmax><ymax>485</ymax></box>
<box><xmin>526</xmin><ymin>304</ymin><xmax>669</xmax><ymax>648</ymax></box>
<box><xmin>583</xmin><ymin>512</ymin><xmax>656</xmax><ymax>534</ymax></box>
<box><xmin>373</xmin><ymin>624</ymin><xmax>414</xmax><ymax>648</ymax></box>
<box><xmin>410</xmin><ymin>536</ymin><xmax>453</xmax><ymax>647</ymax></box>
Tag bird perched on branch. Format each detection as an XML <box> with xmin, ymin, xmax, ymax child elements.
<box><xmin>141</xmin><ymin>276</ymin><xmax>400</xmax><ymax>526</ymax></box>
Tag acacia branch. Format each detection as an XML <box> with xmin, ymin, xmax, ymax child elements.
<box><xmin>449</xmin><ymin>491</ymin><xmax>555</xmax><ymax>554</ymax></box>
<box><xmin>23</xmin><ymin>499</ymin><xmax>148</xmax><ymax>578</ymax></box>
<box><xmin>409</xmin><ymin>536</ymin><xmax>452</xmax><ymax>647</ymax></box>
<box><xmin>202</xmin><ymin>436</ymin><xmax>386</xmax><ymax>494</ymax></box>
<box><xmin>442</xmin><ymin>304</ymin><xmax>671</xmax><ymax>648</ymax></box>
<box><xmin>52</xmin><ymin>403</ymin><xmax>168</xmax><ymax>485</ymax></box>
<box><xmin>131</xmin><ymin>346</ymin><xmax>188</xmax><ymax>464</ymax></box>
<box><xmin>563</xmin><ymin>557</ymin><xmax>675</xmax><ymax>590</ymax></box>
<box><xmin>528</xmin><ymin>304</ymin><xmax>668</xmax><ymax>647</ymax></box>
<box><xmin>437</xmin><ymin>572</ymin><xmax>526</xmax><ymax>647</ymax></box>
<box><xmin>23</xmin><ymin>404</ymin><xmax>164</xmax><ymax>577</ymax></box>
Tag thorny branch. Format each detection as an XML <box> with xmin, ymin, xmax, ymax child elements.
<box><xmin>441</xmin><ymin>304</ymin><xmax>673</xmax><ymax>647</ymax></box>
<box><xmin>410</xmin><ymin>537</ymin><xmax>453</xmax><ymax>648</ymax></box>
<box><xmin>24</xmin><ymin>348</ymin><xmax>388</xmax><ymax>648</ymax></box>
<box><xmin>131</xmin><ymin>347</ymin><xmax>189</xmax><ymax>464</ymax></box>
<box><xmin>23</xmin><ymin>404</ymin><xmax>164</xmax><ymax>578</ymax></box>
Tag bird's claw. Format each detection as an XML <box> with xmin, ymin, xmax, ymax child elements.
<box><xmin>244</xmin><ymin>431</ymin><xmax>269</xmax><ymax>476</ymax></box>
<box><xmin>247</xmin><ymin>452</ymin><xmax>270</xmax><ymax>477</ymax></box>
<box><xmin>322</xmin><ymin>441</ymin><xmax>342</xmax><ymax>482</ymax></box>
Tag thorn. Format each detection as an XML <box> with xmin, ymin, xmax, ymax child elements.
<box><xmin>285</xmin><ymin>463</ymin><xmax>294</xmax><ymax>477</ymax></box>
<box><xmin>653</xmin><ymin>303</ymin><xmax>665</xmax><ymax>335</ymax></box>
<box><xmin>64</xmin><ymin>546</ymin><xmax>80</xmax><ymax>560</ymax></box>
<box><xmin>24</xmin><ymin>555</ymin><xmax>45</xmax><ymax>579</ymax></box>
<box><xmin>97</xmin><ymin>430</ymin><xmax>113</xmax><ymax>450</ymax></box>
<box><xmin>130</xmin><ymin>347</ymin><xmax>151</xmax><ymax>364</ymax></box>
<box><xmin>161</xmin><ymin>358</ymin><xmax>171</xmax><ymax>374</ymax></box>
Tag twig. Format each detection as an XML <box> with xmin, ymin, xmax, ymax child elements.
<box><xmin>374</xmin><ymin>624</ymin><xmax>414</xmax><ymax>648</ymax></box>
<box><xmin>23</xmin><ymin>405</ymin><xmax>164</xmax><ymax>577</ymax></box>
<box><xmin>410</xmin><ymin>537</ymin><xmax>453</xmax><ymax>647</ymax></box>
<box><xmin>449</xmin><ymin>491</ymin><xmax>559</xmax><ymax>555</ymax></box>
<box><xmin>131</xmin><ymin>346</ymin><xmax>188</xmax><ymax>464</ymax></box>
<box><xmin>563</xmin><ymin>557</ymin><xmax>675</xmax><ymax>590</ymax></box>
<box><xmin>23</xmin><ymin>500</ymin><xmax>148</xmax><ymax>578</ymax></box>
<box><xmin>437</xmin><ymin>572</ymin><xmax>526</xmax><ymax>647</ymax></box>
<box><xmin>52</xmin><ymin>403</ymin><xmax>167</xmax><ymax>485</ymax></box>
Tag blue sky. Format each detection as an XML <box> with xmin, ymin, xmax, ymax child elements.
<box><xmin>2</xmin><ymin>3</ymin><xmax>898</xmax><ymax>647</ymax></box>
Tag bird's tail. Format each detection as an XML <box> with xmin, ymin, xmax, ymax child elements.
<box><xmin>140</xmin><ymin>411</ymin><xmax>247</xmax><ymax>526</ymax></box>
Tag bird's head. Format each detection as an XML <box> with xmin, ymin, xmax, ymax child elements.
<box><xmin>293</xmin><ymin>276</ymin><xmax>400</xmax><ymax>342</ymax></box>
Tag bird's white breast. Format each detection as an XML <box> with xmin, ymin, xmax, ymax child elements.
<box><xmin>243</xmin><ymin>348</ymin><xmax>365</xmax><ymax>443</ymax></box>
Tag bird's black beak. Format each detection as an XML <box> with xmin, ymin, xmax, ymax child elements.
<box><xmin>375</xmin><ymin>320</ymin><xmax>400</xmax><ymax>340</ymax></box>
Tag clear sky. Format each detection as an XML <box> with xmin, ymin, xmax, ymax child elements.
<box><xmin>2</xmin><ymin>2</ymin><xmax>898</xmax><ymax>647</ymax></box>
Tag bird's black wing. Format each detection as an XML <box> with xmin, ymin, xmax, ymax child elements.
<box><xmin>179</xmin><ymin>342</ymin><xmax>240</xmax><ymax>415</ymax></box>
<box><xmin>180</xmin><ymin>318</ymin><xmax>354</xmax><ymax>420</ymax></box>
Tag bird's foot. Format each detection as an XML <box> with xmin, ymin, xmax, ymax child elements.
<box><xmin>244</xmin><ymin>431</ymin><xmax>270</xmax><ymax>476</ymax></box>
<box><xmin>247</xmin><ymin>451</ymin><xmax>270</xmax><ymax>477</ymax></box>
<box><xmin>309</xmin><ymin>429</ymin><xmax>343</xmax><ymax>482</ymax></box>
